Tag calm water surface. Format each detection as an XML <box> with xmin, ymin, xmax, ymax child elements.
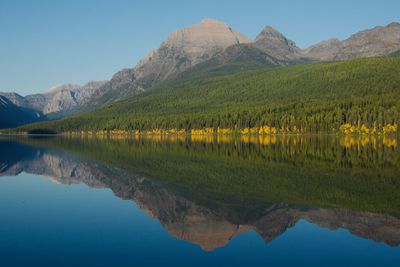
<box><xmin>0</xmin><ymin>136</ymin><xmax>399</xmax><ymax>267</ymax></box>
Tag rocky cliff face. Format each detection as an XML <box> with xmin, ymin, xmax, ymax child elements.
<box><xmin>41</xmin><ymin>84</ymin><xmax>81</xmax><ymax>114</ymax></box>
<box><xmin>86</xmin><ymin>69</ymin><xmax>139</xmax><ymax>105</ymax></box>
<box><xmin>42</xmin><ymin>81</ymin><xmax>107</xmax><ymax>115</ymax></box>
<box><xmin>304</xmin><ymin>22</ymin><xmax>400</xmax><ymax>60</ymax></box>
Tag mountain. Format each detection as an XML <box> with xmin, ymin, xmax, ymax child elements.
<box><xmin>302</xmin><ymin>38</ymin><xmax>343</xmax><ymax>61</ymax></box>
<box><xmin>15</xmin><ymin>57</ymin><xmax>400</xmax><ymax>134</ymax></box>
<box><xmin>3</xmin><ymin>20</ymin><xmax>400</xmax><ymax>125</ymax></box>
<box><xmin>176</xmin><ymin>27</ymin><xmax>310</xmax><ymax>80</ymax></box>
<box><xmin>84</xmin><ymin>20</ymin><xmax>311</xmax><ymax>107</ymax></box>
<box><xmin>304</xmin><ymin>22</ymin><xmax>400</xmax><ymax>60</ymax></box>
<box><xmin>46</xmin><ymin>20</ymin><xmax>400</xmax><ymax>110</ymax></box>
<box><xmin>135</xmin><ymin>18</ymin><xmax>252</xmax><ymax>81</ymax></box>
<box><xmin>0</xmin><ymin>81</ymin><xmax>107</xmax><ymax>120</ymax></box>
<box><xmin>65</xmin><ymin>20</ymin><xmax>400</xmax><ymax>111</ymax></box>
<box><xmin>40</xmin><ymin>81</ymin><xmax>107</xmax><ymax>118</ymax></box>
<box><xmin>0</xmin><ymin>92</ymin><xmax>33</xmax><ymax>109</ymax></box>
<box><xmin>0</xmin><ymin>96</ymin><xmax>40</xmax><ymax>129</ymax></box>
<box><xmin>84</xmin><ymin>18</ymin><xmax>253</xmax><ymax>106</ymax></box>
<box><xmin>0</xmin><ymin>20</ymin><xmax>307</xmax><ymax>117</ymax></box>
<box><xmin>253</xmin><ymin>26</ymin><xmax>303</xmax><ymax>60</ymax></box>
<box><xmin>28</xmin><ymin>84</ymin><xmax>81</xmax><ymax>115</ymax></box>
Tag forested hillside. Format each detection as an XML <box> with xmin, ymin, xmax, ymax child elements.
<box><xmin>13</xmin><ymin>57</ymin><xmax>400</xmax><ymax>135</ymax></box>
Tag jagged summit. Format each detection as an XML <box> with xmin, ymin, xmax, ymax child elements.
<box><xmin>133</xmin><ymin>18</ymin><xmax>252</xmax><ymax>82</ymax></box>
<box><xmin>253</xmin><ymin>25</ymin><xmax>302</xmax><ymax>60</ymax></box>
<box><xmin>256</xmin><ymin>26</ymin><xmax>286</xmax><ymax>41</ymax></box>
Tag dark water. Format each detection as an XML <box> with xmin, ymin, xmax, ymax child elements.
<box><xmin>0</xmin><ymin>136</ymin><xmax>399</xmax><ymax>267</ymax></box>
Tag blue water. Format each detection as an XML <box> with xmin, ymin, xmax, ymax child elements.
<box><xmin>0</xmin><ymin>173</ymin><xmax>399</xmax><ymax>267</ymax></box>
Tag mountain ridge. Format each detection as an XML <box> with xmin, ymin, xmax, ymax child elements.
<box><xmin>304</xmin><ymin>22</ymin><xmax>400</xmax><ymax>60</ymax></box>
<box><xmin>70</xmin><ymin>20</ymin><xmax>400</xmax><ymax>111</ymax></box>
<box><xmin>2</xmin><ymin>19</ymin><xmax>400</xmax><ymax>129</ymax></box>
<box><xmin>0</xmin><ymin>80</ymin><xmax>107</xmax><ymax>123</ymax></box>
<box><xmin>82</xmin><ymin>18</ymin><xmax>253</xmax><ymax>107</ymax></box>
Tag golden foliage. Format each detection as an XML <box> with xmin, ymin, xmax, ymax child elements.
<box><xmin>339</xmin><ymin>123</ymin><xmax>397</xmax><ymax>135</ymax></box>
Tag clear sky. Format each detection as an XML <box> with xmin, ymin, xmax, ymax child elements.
<box><xmin>0</xmin><ymin>0</ymin><xmax>399</xmax><ymax>95</ymax></box>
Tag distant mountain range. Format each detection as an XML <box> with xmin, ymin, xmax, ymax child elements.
<box><xmin>304</xmin><ymin>22</ymin><xmax>400</xmax><ymax>60</ymax></box>
<box><xmin>1</xmin><ymin>19</ymin><xmax>399</xmax><ymax>129</ymax></box>
<box><xmin>0</xmin><ymin>81</ymin><xmax>107</xmax><ymax>125</ymax></box>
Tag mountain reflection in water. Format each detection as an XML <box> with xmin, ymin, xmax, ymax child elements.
<box><xmin>0</xmin><ymin>136</ymin><xmax>399</xmax><ymax>251</ymax></box>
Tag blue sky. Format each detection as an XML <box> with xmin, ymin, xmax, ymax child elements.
<box><xmin>0</xmin><ymin>0</ymin><xmax>399</xmax><ymax>95</ymax></box>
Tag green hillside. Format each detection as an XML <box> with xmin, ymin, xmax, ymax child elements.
<box><xmin>14</xmin><ymin>57</ymin><xmax>400</xmax><ymax>134</ymax></box>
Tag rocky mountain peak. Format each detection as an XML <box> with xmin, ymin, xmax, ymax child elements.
<box><xmin>162</xmin><ymin>18</ymin><xmax>252</xmax><ymax>51</ymax></box>
<box><xmin>253</xmin><ymin>25</ymin><xmax>302</xmax><ymax>60</ymax></box>
<box><xmin>133</xmin><ymin>19</ymin><xmax>252</xmax><ymax>82</ymax></box>
<box><xmin>41</xmin><ymin>81</ymin><xmax>108</xmax><ymax>115</ymax></box>
<box><xmin>256</xmin><ymin>26</ymin><xmax>285</xmax><ymax>41</ymax></box>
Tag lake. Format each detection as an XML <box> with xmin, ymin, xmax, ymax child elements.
<box><xmin>0</xmin><ymin>135</ymin><xmax>399</xmax><ymax>266</ymax></box>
